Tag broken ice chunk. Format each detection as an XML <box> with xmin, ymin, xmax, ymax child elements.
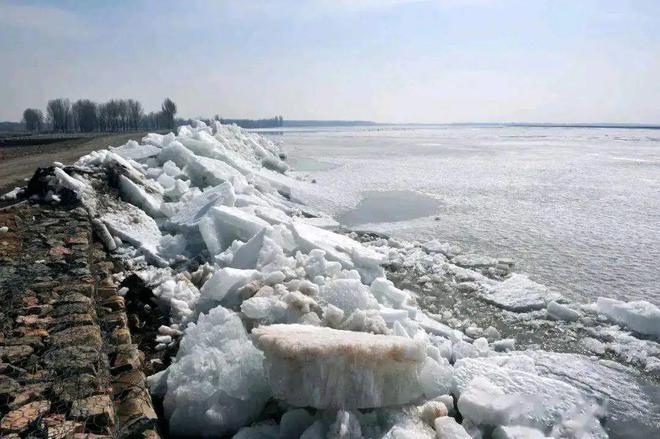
<box><xmin>457</xmin><ymin>376</ymin><xmax>521</xmax><ymax>426</ymax></box>
<box><xmin>279</xmin><ymin>408</ymin><xmax>314</xmax><ymax>438</ymax></box>
<box><xmin>320</xmin><ymin>278</ymin><xmax>379</xmax><ymax>313</ymax></box>
<box><xmin>230</xmin><ymin>228</ymin><xmax>267</xmax><ymax>269</ymax></box>
<box><xmin>596</xmin><ymin>297</ymin><xmax>660</xmax><ymax>337</ymax></box>
<box><xmin>492</xmin><ymin>425</ymin><xmax>549</xmax><ymax>439</ymax></box>
<box><xmin>453</xmin><ymin>355</ymin><xmax>597</xmax><ymax>431</ymax></box>
<box><xmin>207</xmin><ymin>205</ymin><xmax>270</xmax><ymax>251</ymax></box>
<box><xmin>111</xmin><ymin>140</ymin><xmax>161</xmax><ymax>160</ymax></box>
<box><xmin>481</xmin><ymin>274</ymin><xmax>559</xmax><ymax>312</ymax></box>
<box><xmin>200</xmin><ymin>267</ymin><xmax>259</xmax><ymax>307</ymax></box>
<box><xmin>253</xmin><ymin>324</ymin><xmax>427</xmax><ymax>409</ymax></box>
<box><xmin>291</xmin><ymin>221</ymin><xmax>385</xmax><ymax>273</ymax></box>
<box><xmin>54</xmin><ymin>167</ymin><xmax>88</xmax><ymax>197</ymax></box>
<box><xmin>118</xmin><ymin>175</ymin><xmax>162</xmax><ymax>217</ymax></box>
<box><xmin>102</xmin><ymin>205</ymin><xmax>167</xmax><ymax>267</ymax></box>
<box><xmin>164</xmin><ymin>306</ymin><xmax>269</xmax><ymax>437</ymax></box>
<box><xmin>546</xmin><ymin>300</ymin><xmax>581</xmax><ymax>322</ymax></box>
<box><xmin>168</xmin><ymin>182</ymin><xmax>235</xmax><ymax>227</ymax></box>
<box><xmin>370</xmin><ymin>277</ymin><xmax>409</xmax><ymax>307</ymax></box>
<box><xmin>434</xmin><ymin>416</ymin><xmax>471</xmax><ymax>439</ymax></box>
<box><xmin>187</xmin><ymin>155</ymin><xmax>249</xmax><ymax>191</ymax></box>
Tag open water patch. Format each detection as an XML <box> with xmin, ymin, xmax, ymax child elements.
<box><xmin>338</xmin><ymin>190</ymin><xmax>441</xmax><ymax>226</ymax></box>
<box><xmin>287</xmin><ymin>156</ymin><xmax>337</xmax><ymax>172</ymax></box>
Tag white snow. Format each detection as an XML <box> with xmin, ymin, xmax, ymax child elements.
<box><xmin>253</xmin><ymin>324</ymin><xmax>427</xmax><ymax>409</ymax></box>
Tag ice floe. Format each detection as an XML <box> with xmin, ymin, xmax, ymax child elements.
<box><xmin>596</xmin><ymin>297</ymin><xmax>660</xmax><ymax>337</ymax></box>
<box><xmin>480</xmin><ymin>274</ymin><xmax>560</xmax><ymax>312</ymax></box>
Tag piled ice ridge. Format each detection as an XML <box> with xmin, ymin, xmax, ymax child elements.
<box><xmin>42</xmin><ymin>120</ymin><xmax>659</xmax><ymax>437</ymax></box>
<box><xmin>253</xmin><ymin>324</ymin><xmax>426</xmax><ymax>408</ymax></box>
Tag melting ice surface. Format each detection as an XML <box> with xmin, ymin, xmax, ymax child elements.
<box><xmin>281</xmin><ymin>125</ymin><xmax>660</xmax><ymax>305</ymax></box>
<box><xmin>338</xmin><ymin>190</ymin><xmax>442</xmax><ymax>226</ymax></box>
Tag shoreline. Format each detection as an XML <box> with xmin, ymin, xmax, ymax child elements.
<box><xmin>2</xmin><ymin>122</ymin><xmax>659</xmax><ymax>438</ymax></box>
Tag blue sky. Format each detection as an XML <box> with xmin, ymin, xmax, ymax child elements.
<box><xmin>1</xmin><ymin>0</ymin><xmax>659</xmax><ymax>123</ymax></box>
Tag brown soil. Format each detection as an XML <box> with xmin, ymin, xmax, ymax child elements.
<box><xmin>0</xmin><ymin>132</ymin><xmax>163</xmax><ymax>195</ymax></box>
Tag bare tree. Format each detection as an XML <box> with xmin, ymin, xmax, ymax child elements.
<box><xmin>140</xmin><ymin>111</ymin><xmax>162</xmax><ymax>130</ymax></box>
<box><xmin>98</xmin><ymin>102</ymin><xmax>109</xmax><ymax>132</ymax></box>
<box><xmin>72</xmin><ymin>99</ymin><xmax>98</xmax><ymax>132</ymax></box>
<box><xmin>161</xmin><ymin>98</ymin><xmax>177</xmax><ymax>130</ymax></box>
<box><xmin>127</xmin><ymin>99</ymin><xmax>143</xmax><ymax>131</ymax></box>
<box><xmin>117</xmin><ymin>99</ymin><xmax>129</xmax><ymax>131</ymax></box>
<box><xmin>46</xmin><ymin>98</ymin><xmax>71</xmax><ymax>132</ymax></box>
<box><xmin>106</xmin><ymin>100</ymin><xmax>120</xmax><ymax>132</ymax></box>
<box><xmin>22</xmin><ymin>108</ymin><xmax>44</xmax><ymax>132</ymax></box>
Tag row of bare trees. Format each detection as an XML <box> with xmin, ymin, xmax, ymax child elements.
<box><xmin>22</xmin><ymin>98</ymin><xmax>177</xmax><ymax>133</ymax></box>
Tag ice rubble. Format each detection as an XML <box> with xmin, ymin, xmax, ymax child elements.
<box><xmin>44</xmin><ymin>120</ymin><xmax>639</xmax><ymax>438</ymax></box>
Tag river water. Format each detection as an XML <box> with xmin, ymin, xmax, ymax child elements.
<box><xmin>270</xmin><ymin>125</ymin><xmax>660</xmax><ymax>306</ymax></box>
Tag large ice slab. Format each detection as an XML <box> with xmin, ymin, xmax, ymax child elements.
<box><xmin>110</xmin><ymin>140</ymin><xmax>161</xmax><ymax>160</ymax></box>
<box><xmin>434</xmin><ymin>416</ymin><xmax>471</xmax><ymax>439</ymax></box>
<box><xmin>480</xmin><ymin>274</ymin><xmax>558</xmax><ymax>312</ymax></box>
<box><xmin>101</xmin><ymin>204</ymin><xmax>167</xmax><ymax>266</ymax></box>
<box><xmin>521</xmin><ymin>350</ymin><xmax>660</xmax><ymax>438</ymax></box>
<box><xmin>457</xmin><ymin>376</ymin><xmax>522</xmax><ymax>426</ymax></box>
<box><xmin>596</xmin><ymin>297</ymin><xmax>660</xmax><ymax>337</ymax></box>
<box><xmin>453</xmin><ymin>355</ymin><xmax>596</xmax><ymax>431</ymax></box>
<box><xmin>202</xmin><ymin>205</ymin><xmax>271</xmax><ymax>253</ymax></box>
<box><xmin>167</xmin><ymin>182</ymin><xmax>235</xmax><ymax>228</ymax></box>
<box><xmin>200</xmin><ymin>267</ymin><xmax>260</xmax><ymax>306</ymax></box>
<box><xmin>164</xmin><ymin>306</ymin><xmax>269</xmax><ymax>437</ymax></box>
<box><xmin>253</xmin><ymin>324</ymin><xmax>427</xmax><ymax>409</ymax></box>
<box><xmin>290</xmin><ymin>220</ymin><xmax>385</xmax><ymax>274</ymax></box>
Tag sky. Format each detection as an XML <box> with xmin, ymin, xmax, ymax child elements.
<box><xmin>1</xmin><ymin>0</ymin><xmax>659</xmax><ymax>124</ymax></box>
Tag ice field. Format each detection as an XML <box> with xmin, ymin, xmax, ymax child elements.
<box><xmin>24</xmin><ymin>122</ymin><xmax>660</xmax><ymax>438</ymax></box>
<box><xmin>279</xmin><ymin>125</ymin><xmax>660</xmax><ymax>306</ymax></box>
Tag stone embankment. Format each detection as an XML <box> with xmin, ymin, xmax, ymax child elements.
<box><xmin>0</xmin><ymin>202</ymin><xmax>159</xmax><ymax>438</ymax></box>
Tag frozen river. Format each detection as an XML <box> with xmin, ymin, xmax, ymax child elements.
<box><xmin>272</xmin><ymin>125</ymin><xmax>660</xmax><ymax>306</ymax></box>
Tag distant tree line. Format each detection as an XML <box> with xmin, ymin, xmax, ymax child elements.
<box><xmin>21</xmin><ymin>97</ymin><xmax>177</xmax><ymax>133</ymax></box>
<box><xmin>214</xmin><ymin>115</ymin><xmax>284</xmax><ymax>129</ymax></box>
<box><xmin>174</xmin><ymin>115</ymin><xmax>284</xmax><ymax>129</ymax></box>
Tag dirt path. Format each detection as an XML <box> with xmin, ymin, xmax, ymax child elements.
<box><xmin>0</xmin><ymin>132</ymin><xmax>159</xmax><ymax>195</ymax></box>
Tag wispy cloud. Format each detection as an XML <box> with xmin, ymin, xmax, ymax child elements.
<box><xmin>0</xmin><ymin>2</ymin><xmax>91</xmax><ymax>38</ymax></box>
